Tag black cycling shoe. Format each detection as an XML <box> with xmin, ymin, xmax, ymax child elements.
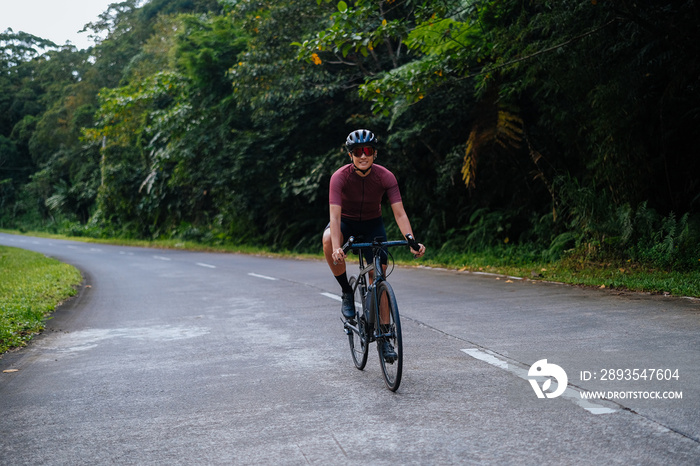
<box><xmin>381</xmin><ymin>340</ymin><xmax>397</xmax><ymax>363</ymax></box>
<box><xmin>341</xmin><ymin>292</ymin><xmax>356</xmax><ymax>320</ymax></box>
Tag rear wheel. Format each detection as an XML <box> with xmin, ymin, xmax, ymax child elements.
<box><xmin>348</xmin><ymin>276</ymin><xmax>368</xmax><ymax>370</ymax></box>
<box><xmin>376</xmin><ymin>281</ymin><xmax>402</xmax><ymax>391</ymax></box>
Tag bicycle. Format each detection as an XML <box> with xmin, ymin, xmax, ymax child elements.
<box><xmin>341</xmin><ymin>234</ymin><xmax>420</xmax><ymax>391</ymax></box>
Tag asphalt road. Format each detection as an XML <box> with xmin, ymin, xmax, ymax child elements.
<box><xmin>1</xmin><ymin>233</ymin><xmax>699</xmax><ymax>465</ymax></box>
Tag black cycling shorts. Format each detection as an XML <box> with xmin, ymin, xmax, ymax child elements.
<box><xmin>325</xmin><ymin>216</ymin><xmax>388</xmax><ymax>265</ymax></box>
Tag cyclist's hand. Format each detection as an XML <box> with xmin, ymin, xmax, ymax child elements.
<box><xmin>411</xmin><ymin>243</ymin><xmax>426</xmax><ymax>258</ymax></box>
<box><xmin>332</xmin><ymin>248</ymin><xmax>347</xmax><ymax>264</ymax></box>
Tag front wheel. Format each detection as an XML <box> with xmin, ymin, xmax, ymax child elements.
<box><xmin>376</xmin><ymin>281</ymin><xmax>403</xmax><ymax>391</ymax></box>
<box><xmin>348</xmin><ymin>276</ymin><xmax>368</xmax><ymax>370</ymax></box>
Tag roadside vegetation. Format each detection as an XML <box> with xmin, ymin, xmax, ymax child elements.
<box><xmin>2</xmin><ymin>1</ymin><xmax>698</xmax><ymax>302</ymax></box>
<box><xmin>420</xmin><ymin>248</ymin><xmax>700</xmax><ymax>298</ymax></box>
<box><xmin>4</xmin><ymin>229</ymin><xmax>699</xmax><ymax>298</ymax></box>
<box><xmin>0</xmin><ymin>246</ymin><xmax>82</xmax><ymax>354</ymax></box>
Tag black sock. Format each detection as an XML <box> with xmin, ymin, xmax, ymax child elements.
<box><xmin>334</xmin><ymin>273</ymin><xmax>353</xmax><ymax>294</ymax></box>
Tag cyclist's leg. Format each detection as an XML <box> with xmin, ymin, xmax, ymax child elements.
<box><xmin>322</xmin><ymin>224</ymin><xmax>346</xmax><ymax>277</ymax></box>
<box><xmin>379</xmin><ymin>280</ymin><xmax>391</xmax><ymax>324</ymax></box>
<box><xmin>323</xmin><ymin>223</ymin><xmax>352</xmax><ymax>320</ymax></box>
<box><xmin>323</xmin><ymin>221</ymin><xmax>359</xmax><ymax>319</ymax></box>
<box><xmin>367</xmin><ymin>261</ymin><xmax>391</xmax><ymax>326</ymax></box>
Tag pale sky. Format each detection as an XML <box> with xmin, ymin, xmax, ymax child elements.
<box><xmin>1</xmin><ymin>0</ymin><xmax>118</xmax><ymax>50</ymax></box>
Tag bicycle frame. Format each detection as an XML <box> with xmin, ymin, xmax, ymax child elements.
<box><xmin>351</xmin><ymin>239</ymin><xmax>406</xmax><ymax>335</ymax></box>
<box><xmin>342</xmin><ymin>234</ymin><xmax>418</xmax><ymax>391</ymax></box>
<box><xmin>343</xmin><ymin>237</ymin><xmax>409</xmax><ymax>339</ymax></box>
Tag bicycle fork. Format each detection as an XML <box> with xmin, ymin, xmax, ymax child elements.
<box><xmin>365</xmin><ymin>282</ymin><xmax>395</xmax><ymax>343</ymax></box>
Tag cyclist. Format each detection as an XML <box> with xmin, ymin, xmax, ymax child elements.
<box><xmin>322</xmin><ymin>128</ymin><xmax>425</xmax><ymax>329</ymax></box>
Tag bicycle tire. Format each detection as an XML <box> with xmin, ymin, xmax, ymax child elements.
<box><xmin>376</xmin><ymin>281</ymin><xmax>403</xmax><ymax>391</ymax></box>
<box><xmin>348</xmin><ymin>276</ymin><xmax>368</xmax><ymax>370</ymax></box>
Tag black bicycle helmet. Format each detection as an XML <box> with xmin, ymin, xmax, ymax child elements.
<box><xmin>345</xmin><ymin>129</ymin><xmax>378</xmax><ymax>150</ymax></box>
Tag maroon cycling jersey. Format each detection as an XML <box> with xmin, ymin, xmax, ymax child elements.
<box><xmin>329</xmin><ymin>164</ymin><xmax>402</xmax><ymax>221</ymax></box>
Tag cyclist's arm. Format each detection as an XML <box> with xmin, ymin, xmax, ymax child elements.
<box><xmin>390</xmin><ymin>202</ymin><xmax>426</xmax><ymax>257</ymax></box>
<box><xmin>329</xmin><ymin>204</ymin><xmax>346</xmax><ymax>262</ymax></box>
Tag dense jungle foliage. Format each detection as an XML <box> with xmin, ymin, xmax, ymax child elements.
<box><xmin>1</xmin><ymin>0</ymin><xmax>699</xmax><ymax>271</ymax></box>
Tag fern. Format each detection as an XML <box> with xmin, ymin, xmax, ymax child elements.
<box><xmin>461</xmin><ymin>127</ymin><xmax>482</xmax><ymax>188</ymax></box>
<box><xmin>461</xmin><ymin>108</ymin><xmax>524</xmax><ymax>189</ymax></box>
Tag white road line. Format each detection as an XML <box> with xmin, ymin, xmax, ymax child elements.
<box><xmin>321</xmin><ymin>292</ymin><xmax>362</xmax><ymax>308</ymax></box>
<box><xmin>321</xmin><ymin>292</ymin><xmax>342</xmax><ymax>302</ymax></box>
<box><xmin>461</xmin><ymin>348</ymin><xmax>508</xmax><ymax>369</ymax></box>
<box><xmin>197</xmin><ymin>262</ymin><xmax>216</xmax><ymax>269</ymax></box>
<box><xmin>248</xmin><ymin>272</ymin><xmax>276</xmax><ymax>280</ymax></box>
<box><xmin>471</xmin><ymin>271</ymin><xmax>523</xmax><ymax>280</ymax></box>
<box><xmin>461</xmin><ymin>348</ymin><xmax>617</xmax><ymax>415</ymax></box>
<box><xmin>153</xmin><ymin>256</ymin><xmax>171</xmax><ymax>261</ymax></box>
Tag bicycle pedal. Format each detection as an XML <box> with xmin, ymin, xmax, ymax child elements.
<box><xmin>342</xmin><ymin>318</ymin><xmax>354</xmax><ymax>335</ymax></box>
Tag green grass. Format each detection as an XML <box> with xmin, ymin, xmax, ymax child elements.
<box><xmin>0</xmin><ymin>246</ymin><xmax>82</xmax><ymax>354</ymax></box>
<box><xmin>540</xmin><ymin>259</ymin><xmax>700</xmax><ymax>297</ymax></box>
<box><xmin>417</xmin><ymin>251</ymin><xmax>700</xmax><ymax>298</ymax></box>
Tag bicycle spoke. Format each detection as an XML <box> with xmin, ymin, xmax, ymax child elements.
<box><xmin>348</xmin><ymin>276</ymin><xmax>368</xmax><ymax>370</ymax></box>
<box><xmin>377</xmin><ymin>281</ymin><xmax>402</xmax><ymax>391</ymax></box>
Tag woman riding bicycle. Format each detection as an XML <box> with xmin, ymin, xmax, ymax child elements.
<box><xmin>322</xmin><ymin>129</ymin><xmax>426</xmax><ymax>321</ymax></box>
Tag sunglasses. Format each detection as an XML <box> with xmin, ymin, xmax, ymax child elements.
<box><xmin>351</xmin><ymin>146</ymin><xmax>375</xmax><ymax>157</ymax></box>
